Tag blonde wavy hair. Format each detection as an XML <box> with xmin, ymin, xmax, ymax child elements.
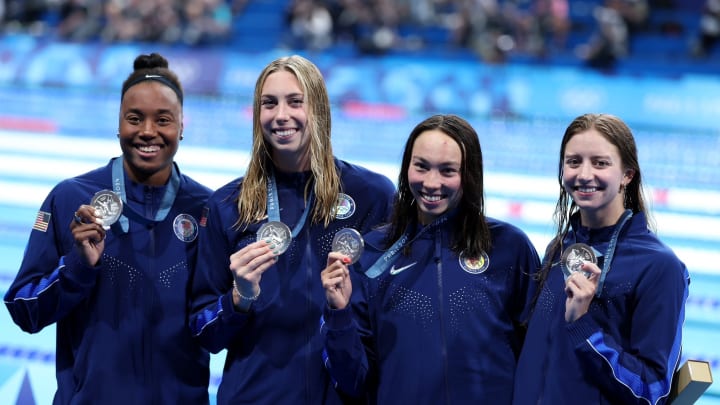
<box><xmin>234</xmin><ymin>55</ymin><xmax>340</xmax><ymax>229</ymax></box>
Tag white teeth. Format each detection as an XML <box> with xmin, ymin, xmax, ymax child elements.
<box><xmin>275</xmin><ymin>129</ymin><xmax>295</xmax><ymax>137</ymax></box>
<box><xmin>578</xmin><ymin>187</ymin><xmax>596</xmax><ymax>193</ymax></box>
<box><xmin>138</xmin><ymin>145</ymin><xmax>160</xmax><ymax>153</ymax></box>
<box><xmin>422</xmin><ymin>194</ymin><xmax>442</xmax><ymax>202</ymax></box>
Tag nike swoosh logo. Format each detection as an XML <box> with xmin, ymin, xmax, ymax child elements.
<box><xmin>389</xmin><ymin>262</ymin><xmax>416</xmax><ymax>275</ymax></box>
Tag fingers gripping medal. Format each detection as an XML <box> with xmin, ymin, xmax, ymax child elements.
<box><xmin>561</xmin><ymin>243</ymin><xmax>596</xmax><ymax>279</ymax></box>
<box><xmin>332</xmin><ymin>228</ymin><xmax>365</xmax><ymax>264</ymax></box>
<box><xmin>257</xmin><ymin>221</ymin><xmax>292</xmax><ymax>255</ymax></box>
<box><xmin>90</xmin><ymin>190</ymin><xmax>123</xmax><ymax>230</ymax></box>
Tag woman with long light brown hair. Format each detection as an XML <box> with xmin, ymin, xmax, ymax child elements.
<box><xmin>513</xmin><ymin>113</ymin><xmax>689</xmax><ymax>405</ymax></box>
<box><xmin>190</xmin><ymin>55</ymin><xmax>395</xmax><ymax>404</ymax></box>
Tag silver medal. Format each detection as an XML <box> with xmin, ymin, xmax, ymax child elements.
<box><xmin>561</xmin><ymin>243</ymin><xmax>596</xmax><ymax>279</ymax></box>
<box><xmin>90</xmin><ymin>190</ymin><xmax>123</xmax><ymax>229</ymax></box>
<box><xmin>257</xmin><ymin>221</ymin><xmax>292</xmax><ymax>255</ymax></box>
<box><xmin>331</xmin><ymin>228</ymin><xmax>365</xmax><ymax>264</ymax></box>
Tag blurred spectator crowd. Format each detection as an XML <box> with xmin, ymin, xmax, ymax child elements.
<box><xmin>285</xmin><ymin>0</ymin><xmax>575</xmax><ymax>61</ymax></box>
<box><xmin>0</xmin><ymin>0</ymin><xmax>244</xmax><ymax>45</ymax></box>
<box><xmin>0</xmin><ymin>0</ymin><xmax>717</xmax><ymax>68</ymax></box>
<box><xmin>284</xmin><ymin>0</ymin><xmax>717</xmax><ymax>67</ymax></box>
<box><xmin>693</xmin><ymin>0</ymin><xmax>720</xmax><ymax>57</ymax></box>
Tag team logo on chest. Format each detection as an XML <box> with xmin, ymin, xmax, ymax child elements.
<box><xmin>173</xmin><ymin>213</ymin><xmax>199</xmax><ymax>242</ymax></box>
<box><xmin>459</xmin><ymin>251</ymin><xmax>490</xmax><ymax>274</ymax></box>
<box><xmin>334</xmin><ymin>193</ymin><xmax>356</xmax><ymax>219</ymax></box>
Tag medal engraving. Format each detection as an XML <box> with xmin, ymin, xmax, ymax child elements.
<box><xmin>331</xmin><ymin>228</ymin><xmax>365</xmax><ymax>264</ymax></box>
<box><xmin>561</xmin><ymin>243</ymin><xmax>596</xmax><ymax>278</ymax></box>
<box><xmin>257</xmin><ymin>221</ymin><xmax>292</xmax><ymax>255</ymax></box>
<box><xmin>90</xmin><ymin>190</ymin><xmax>123</xmax><ymax>229</ymax></box>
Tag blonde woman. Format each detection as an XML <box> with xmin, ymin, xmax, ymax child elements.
<box><xmin>190</xmin><ymin>55</ymin><xmax>395</xmax><ymax>404</ymax></box>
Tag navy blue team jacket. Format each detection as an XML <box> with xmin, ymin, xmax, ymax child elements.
<box><xmin>513</xmin><ymin>212</ymin><xmax>689</xmax><ymax>405</ymax></box>
<box><xmin>190</xmin><ymin>158</ymin><xmax>396</xmax><ymax>404</ymax></box>
<box><xmin>321</xmin><ymin>212</ymin><xmax>541</xmax><ymax>404</ymax></box>
<box><xmin>4</xmin><ymin>158</ymin><xmax>212</xmax><ymax>404</ymax></box>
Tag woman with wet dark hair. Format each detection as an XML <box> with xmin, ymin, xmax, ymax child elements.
<box><xmin>320</xmin><ymin>114</ymin><xmax>540</xmax><ymax>403</ymax></box>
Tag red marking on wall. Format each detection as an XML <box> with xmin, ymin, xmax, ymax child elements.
<box><xmin>508</xmin><ymin>201</ymin><xmax>523</xmax><ymax>218</ymax></box>
<box><xmin>0</xmin><ymin>116</ymin><xmax>57</xmax><ymax>132</ymax></box>
<box><xmin>342</xmin><ymin>101</ymin><xmax>407</xmax><ymax>120</ymax></box>
<box><xmin>653</xmin><ymin>188</ymin><xmax>669</xmax><ymax>206</ymax></box>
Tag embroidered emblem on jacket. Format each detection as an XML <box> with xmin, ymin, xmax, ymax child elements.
<box><xmin>173</xmin><ymin>214</ymin><xmax>199</xmax><ymax>242</ymax></box>
<box><xmin>334</xmin><ymin>193</ymin><xmax>356</xmax><ymax>219</ymax></box>
<box><xmin>459</xmin><ymin>251</ymin><xmax>490</xmax><ymax>274</ymax></box>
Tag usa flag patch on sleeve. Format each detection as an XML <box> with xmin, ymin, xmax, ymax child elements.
<box><xmin>199</xmin><ymin>206</ymin><xmax>209</xmax><ymax>227</ymax></box>
<box><xmin>33</xmin><ymin>210</ymin><xmax>51</xmax><ymax>232</ymax></box>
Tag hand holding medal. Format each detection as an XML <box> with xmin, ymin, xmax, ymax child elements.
<box><xmin>562</xmin><ymin>243</ymin><xmax>601</xmax><ymax>322</ymax></box>
<box><xmin>256</xmin><ymin>221</ymin><xmax>292</xmax><ymax>255</ymax></box>
<box><xmin>90</xmin><ymin>190</ymin><xmax>123</xmax><ymax>230</ymax></box>
<box><xmin>561</xmin><ymin>243</ymin><xmax>596</xmax><ymax>279</ymax></box>
<box><xmin>331</xmin><ymin>228</ymin><xmax>364</xmax><ymax>264</ymax></box>
<box><xmin>70</xmin><ymin>189</ymin><xmax>122</xmax><ymax>266</ymax></box>
<box><xmin>321</xmin><ymin>228</ymin><xmax>363</xmax><ymax>311</ymax></box>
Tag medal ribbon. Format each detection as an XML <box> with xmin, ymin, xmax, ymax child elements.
<box><xmin>266</xmin><ymin>167</ymin><xmax>313</xmax><ymax>239</ymax></box>
<box><xmin>111</xmin><ymin>157</ymin><xmax>180</xmax><ymax>232</ymax></box>
<box><xmin>594</xmin><ymin>209</ymin><xmax>633</xmax><ymax>297</ymax></box>
<box><xmin>365</xmin><ymin>215</ymin><xmax>449</xmax><ymax>279</ymax></box>
<box><xmin>562</xmin><ymin>209</ymin><xmax>633</xmax><ymax>297</ymax></box>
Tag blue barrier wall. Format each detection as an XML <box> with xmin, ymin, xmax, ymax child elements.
<box><xmin>3</xmin><ymin>34</ymin><xmax>720</xmax><ymax>134</ymax></box>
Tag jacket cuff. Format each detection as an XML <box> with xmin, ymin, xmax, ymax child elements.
<box><xmin>323</xmin><ymin>304</ymin><xmax>354</xmax><ymax>330</ymax></box>
<box><xmin>62</xmin><ymin>250</ymin><xmax>101</xmax><ymax>287</ymax></box>
<box><xmin>566</xmin><ymin>314</ymin><xmax>600</xmax><ymax>347</ymax></box>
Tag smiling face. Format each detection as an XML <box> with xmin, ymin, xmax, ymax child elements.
<box><xmin>259</xmin><ymin>70</ymin><xmax>310</xmax><ymax>172</ymax></box>
<box><xmin>562</xmin><ymin>129</ymin><xmax>634</xmax><ymax>228</ymax></box>
<box><xmin>119</xmin><ymin>80</ymin><xmax>182</xmax><ymax>186</ymax></box>
<box><xmin>408</xmin><ymin>129</ymin><xmax>463</xmax><ymax>225</ymax></box>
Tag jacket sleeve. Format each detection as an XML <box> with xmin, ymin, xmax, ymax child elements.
<box><xmin>369</xmin><ymin>174</ymin><xmax>395</xmax><ymax>227</ymax></box>
<box><xmin>352</xmin><ymin>169</ymin><xmax>396</xmax><ymax>234</ymax></box>
<box><xmin>321</xmin><ymin>271</ymin><xmax>376</xmax><ymax>398</ymax></box>
<box><xmin>511</xmin><ymin>230</ymin><xmax>542</xmax><ymax>329</ymax></box>
<box><xmin>566</xmin><ymin>256</ymin><xmax>689</xmax><ymax>405</ymax></box>
<box><xmin>4</xmin><ymin>191</ymin><xmax>100</xmax><ymax>333</ymax></box>
<box><xmin>188</xmin><ymin>196</ymin><xmax>252</xmax><ymax>353</ymax></box>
